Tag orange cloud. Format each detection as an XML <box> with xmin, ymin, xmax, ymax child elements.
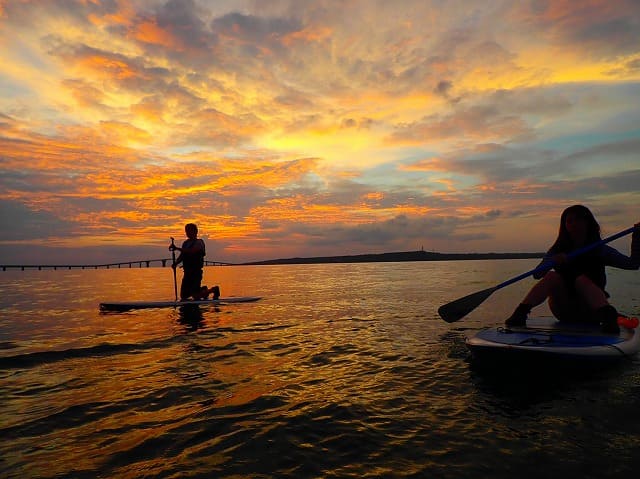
<box><xmin>132</xmin><ymin>20</ymin><xmax>176</xmax><ymax>49</ymax></box>
<box><xmin>87</xmin><ymin>0</ymin><xmax>135</xmax><ymax>28</ymax></box>
<box><xmin>399</xmin><ymin>157</ymin><xmax>449</xmax><ymax>172</ymax></box>
<box><xmin>78</xmin><ymin>53</ymin><xmax>138</xmax><ymax>80</ymax></box>
<box><xmin>282</xmin><ymin>25</ymin><xmax>333</xmax><ymax>46</ymax></box>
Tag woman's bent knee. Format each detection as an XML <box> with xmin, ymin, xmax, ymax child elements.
<box><xmin>541</xmin><ymin>270</ymin><xmax>564</xmax><ymax>289</ymax></box>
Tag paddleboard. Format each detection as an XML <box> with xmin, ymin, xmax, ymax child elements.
<box><xmin>466</xmin><ymin>317</ymin><xmax>640</xmax><ymax>364</ymax></box>
<box><xmin>100</xmin><ymin>296</ymin><xmax>262</xmax><ymax>312</ymax></box>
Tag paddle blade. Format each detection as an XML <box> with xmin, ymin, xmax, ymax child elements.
<box><xmin>438</xmin><ymin>287</ymin><xmax>496</xmax><ymax>323</ymax></box>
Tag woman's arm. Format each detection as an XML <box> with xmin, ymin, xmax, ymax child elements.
<box><xmin>602</xmin><ymin>225</ymin><xmax>640</xmax><ymax>269</ymax></box>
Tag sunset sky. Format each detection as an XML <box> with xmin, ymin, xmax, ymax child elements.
<box><xmin>1</xmin><ymin>0</ymin><xmax>639</xmax><ymax>265</ymax></box>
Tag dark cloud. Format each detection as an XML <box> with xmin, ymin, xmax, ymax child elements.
<box><xmin>285</xmin><ymin>212</ymin><xmax>500</xmax><ymax>252</ymax></box>
<box><xmin>0</xmin><ymin>112</ymin><xmax>17</xmax><ymax>128</ymax></box>
<box><xmin>488</xmin><ymin>87</ymin><xmax>572</xmax><ymax>116</ymax></box>
<box><xmin>205</xmin><ymin>11</ymin><xmax>304</xmax><ymax>77</ymax></box>
<box><xmin>0</xmin><ymin>0</ymin><xmax>121</xmax><ymax>26</ymax></box>
<box><xmin>516</xmin><ymin>0</ymin><xmax>640</xmax><ymax>59</ymax></box>
<box><xmin>274</xmin><ymin>88</ymin><xmax>317</xmax><ymax>108</ymax></box>
<box><xmin>171</xmin><ymin>107</ymin><xmax>264</xmax><ymax>147</ymax></box>
<box><xmin>390</xmin><ymin>85</ymin><xmax>573</xmax><ymax>145</ymax></box>
<box><xmin>563</xmin><ymin>137</ymin><xmax>640</xmax><ymax>162</ymax></box>
<box><xmin>539</xmin><ymin>169</ymin><xmax>640</xmax><ymax>200</ymax></box>
<box><xmin>423</xmin><ymin>135</ymin><xmax>640</xmax><ymax>189</ymax></box>
<box><xmin>0</xmin><ymin>199</ymin><xmax>73</xmax><ymax>240</ymax></box>
<box><xmin>211</xmin><ymin>11</ymin><xmax>302</xmax><ymax>44</ymax></box>
<box><xmin>47</xmin><ymin>37</ymin><xmax>174</xmax><ymax>93</ymax></box>
<box><xmin>156</xmin><ymin>0</ymin><xmax>209</xmax><ymax>37</ymax></box>
<box><xmin>340</xmin><ymin>117</ymin><xmax>375</xmax><ymax>129</ymax></box>
<box><xmin>434</xmin><ymin>80</ymin><xmax>453</xmax><ymax>98</ymax></box>
<box><xmin>390</xmin><ymin>105</ymin><xmax>532</xmax><ymax>145</ymax></box>
<box><xmin>606</xmin><ymin>56</ymin><xmax>640</xmax><ymax>77</ymax></box>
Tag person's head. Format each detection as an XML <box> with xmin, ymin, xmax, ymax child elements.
<box><xmin>557</xmin><ymin>205</ymin><xmax>600</xmax><ymax>245</ymax></box>
<box><xmin>185</xmin><ymin>223</ymin><xmax>198</xmax><ymax>239</ymax></box>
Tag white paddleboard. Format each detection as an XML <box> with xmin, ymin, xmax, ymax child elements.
<box><xmin>100</xmin><ymin>296</ymin><xmax>262</xmax><ymax>312</ymax></box>
<box><xmin>466</xmin><ymin>317</ymin><xmax>640</xmax><ymax>363</ymax></box>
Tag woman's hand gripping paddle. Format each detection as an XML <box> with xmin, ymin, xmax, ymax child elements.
<box><xmin>170</xmin><ymin>237</ymin><xmax>178</xmax><ymax>302</ymax></box>
<box><xmin>437</xmin><ymin>226</ymin><xmax>637</xmax><ymax>323</ymax></box>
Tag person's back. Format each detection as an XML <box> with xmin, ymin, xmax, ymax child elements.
<box><xmin>181</xmin><ymin>237</ymin><xmax>205</xmax><ymax>272</ymax></box>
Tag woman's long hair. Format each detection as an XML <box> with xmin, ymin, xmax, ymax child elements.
<box><xmin>549</xmin><ymin>204</ymin><xmax>601</xmax><ymax>253</ymax></box>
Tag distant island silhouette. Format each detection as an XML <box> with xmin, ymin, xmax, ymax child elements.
<box><xmin>242</xmin><ymin>250</ymin><xmax>544</xmax><ymax>265</ymax></box>
<box><xmin>1</xmin><ymin>250</ymin><xmax>546</xmax><ymax>271</ymax></box>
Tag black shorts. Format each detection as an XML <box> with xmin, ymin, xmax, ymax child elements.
<box><xmin>180</xmin><ymin>269</ymin><xmax>203</xmax><ymax>299</ymax></box>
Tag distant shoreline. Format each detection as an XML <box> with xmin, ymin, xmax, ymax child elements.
<box><xmin>242</xmin><ymin>250</ymin><xmax>544</xmax><ymax>265</ymax></box>
<box><xmin>1</xmin><ymin>250</ymin><xmax>545</xmax><ymax>271</ymax></box>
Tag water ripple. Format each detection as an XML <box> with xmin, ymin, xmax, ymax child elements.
<box><xmin>1</xmin><ymin>263</ymin><xmax>639</xmax><ymax>478</ymax></box>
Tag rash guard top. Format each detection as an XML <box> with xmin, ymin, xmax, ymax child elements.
<box><xmin>533</xmin><ymin>228</ymin><xmax>640</xmax><ymax>291</ymax></box>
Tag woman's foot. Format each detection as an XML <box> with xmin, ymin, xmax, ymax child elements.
<box><xmin>597</xmin><ymin>305</ymin><xmax>620</xmax><ymax>334</ymax></box>
<box><xmin>505</xmin><ymin>303</ymin><xmax>532</xmax><ymax>327</ymax></box>
<box><xmin>192</xmin><ymin>286</ymin><xmax>210</xmax><ymax>300</ymax></box>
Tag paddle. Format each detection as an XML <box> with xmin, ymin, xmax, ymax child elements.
<box><xmin>170</xmin><ymin>237</ymin><xmax>178</xmax><ymax>302</ymax></box>
<box><xmin>438</xmin><ymin>225</ymin><xmax>637</xmax><ymax>323</ymax></box>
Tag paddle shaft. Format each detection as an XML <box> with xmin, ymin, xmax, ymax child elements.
<box><xmin>170</xmin><ymin>237</ymin><xmax>178</xmax><ymax>302</ymax></box>
<box><xmin>494</xmin><ymin>225</ymin><xmax>637</xmax><ymax>293</ymax></box>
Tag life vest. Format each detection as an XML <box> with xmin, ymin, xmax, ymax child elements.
<box><xmin>182</xmin><ymin>239</ymin><xmax>206</xmax><ymax>271</ymax></box>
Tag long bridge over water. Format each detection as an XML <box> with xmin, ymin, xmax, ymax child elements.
<box><xmin>1</xmin><ymin>259</ymin><xmax>235</xmax><ymax>271</ymax></box>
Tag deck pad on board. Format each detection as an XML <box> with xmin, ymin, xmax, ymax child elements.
<box><xmin>466</xmin><ymin>317</ymin><xmax>640</xmax><ymax>361</ymax></box>
<box><xmin>473</xmin><ymin>327</ymin><xmax>625</xmax><ymax>348</ymax></box>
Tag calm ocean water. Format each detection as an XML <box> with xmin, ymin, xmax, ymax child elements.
<box><xmin>1</xmin><ymin>260</ymin><xmax>640</xmax><ymax>478</ymax></box>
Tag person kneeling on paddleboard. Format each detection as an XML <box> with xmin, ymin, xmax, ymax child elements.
<box><xmin>171</xmin><ymin>223</ymin><xmax>220</xmax><ymax>301</ymax></box>
<box><xmin>505</xmin><ymin>205</ymin><xmax>639</xmax><ymax>333</ymax></box>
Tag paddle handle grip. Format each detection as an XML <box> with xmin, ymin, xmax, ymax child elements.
<box><xmin>495</xmin><ymin>225</ymin><xmax>637</xmax><ymax>292</ymax></box>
